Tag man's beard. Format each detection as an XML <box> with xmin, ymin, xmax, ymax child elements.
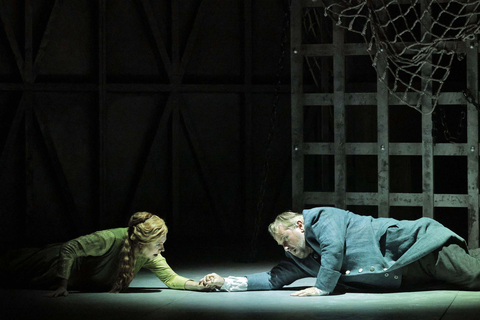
<box><xmin>294</xmin><ymin>236</ymin><xmax>312</xmax><ymax>259</ymax></box>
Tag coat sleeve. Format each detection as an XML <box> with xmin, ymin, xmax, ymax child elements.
<box><xmin>246</xmin><ymin>258</ymin><xmax>311</xmax><ymax>290</ymax></box>
<box><xmin>141</xmin><ymin>255</ymin><xmax>192</xmax><ymax>290</ymax></box>
<box><xmin>56</xmin><ymin>230</ymin><xmax>116</xmax><ymax>280</ymax></box>
<box><xmin>310</xmin><ymin>210</ymin><xmax>347</xmax><ymax>292</ymax></box>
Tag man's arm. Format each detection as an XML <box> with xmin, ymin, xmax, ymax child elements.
<box><xmin>308</xmin><ymin>209</ymin><xmax>348</xmax><ymax>293</ymax></box>
<box><xmin>291</xmin><ymin>287</ymin><xmax>329</xmax><ymax>296</ymax></box>
<box><xmin>200</xmin><ymin>259</ymin><xmax>311</xmax><ymax>291</ymax></box>
<box><xmin>199</xmin><ymin>274</ymin><xmax>247</xmax><ymax>291</ymax></box>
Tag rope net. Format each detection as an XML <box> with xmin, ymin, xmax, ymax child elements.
<box><xmin>305</xmin><ymin>0</ymin><xmax>480</xmax><ymax>114</ymax></box>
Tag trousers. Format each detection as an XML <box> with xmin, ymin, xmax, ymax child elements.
<box><xmin>401</xmin><ymin>243</ymin><xmax>480</xmax><ymax>290</ymax></box>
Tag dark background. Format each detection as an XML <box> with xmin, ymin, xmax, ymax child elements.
<box><xmin>0</xmin><ymin>0</ymin><xmax>471</xmax><ymax>259</ymax></box>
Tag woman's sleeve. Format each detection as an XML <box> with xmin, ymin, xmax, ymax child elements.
<box><xmin>142</xmin><ymin>255</ymin><xmax>192</xmax><ymax>290</ymax></box>
<box><xmin>56</xmin><ymin>230</ymin><xmax>116</xmax><ymax>280</ymax></box>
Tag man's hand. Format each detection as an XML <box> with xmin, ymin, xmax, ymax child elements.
<box><xmin>199</xmin><ymin>273</ymin><xmax>225</xmax><ymax>290</ymax></box>
<box><xmin>291</xmin><ymin>286</ymin><xmax>328</xmax><ymax>297</ymax></box>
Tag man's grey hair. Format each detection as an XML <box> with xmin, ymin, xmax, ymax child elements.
<box><xmin>268</xmin><ymin>211</ymin><xmax>304</xmax><ymax>238</ymax></box>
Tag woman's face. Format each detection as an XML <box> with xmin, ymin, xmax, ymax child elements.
<box><xmin>138</xmin><ymin>234</ymin><xmax>167</xmax><ymax>259</ymax></box>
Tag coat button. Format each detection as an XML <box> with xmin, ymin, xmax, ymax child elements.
<box><xmin>394</xmin><ymin>275</ymin><xmax>399</xmax><ymax>280</ymax></box>
<box><xmin>385</xmin><ymin>273</ymin><xmax>389</xmax><ymax>277</ymax></box>
<box><xmin>345</xmin><ymin>270</ymin><xmax>351</xmax><ymax>275</ymax></box>
<box><xmin>313</xmin><ymin>254</ymin><xmax>319</xmax><ymax>259</ymax></box>
<box><xmin>358</xmin><ymin>268</ymin><xmax>363</xmax><ymax>273</ymax></box>
<box><xmin>370</xmin><ymin>266</ymin><xmax>375</xmax><ymax>272</ymax></box>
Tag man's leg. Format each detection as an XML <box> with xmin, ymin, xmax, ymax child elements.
<box><xmin>401</xmin><ymin>251</ymin><xmax>440</xmax><ymax>290</ymax></box>
<box><xmin>433</xmin><ymin>244</ymin><xmax>480</xmax><ymax>290</ymax></box>
<box><xmin>469</xmin><ymin>248</ymin><xmax>480</xmax><ymax>259</ymax></box>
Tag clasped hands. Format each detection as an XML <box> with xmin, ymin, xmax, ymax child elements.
<box><xmin>198</xmin><ymin>273</ymin><xmax>327</xmax><ymax>296</ymax></box>
<box><xmin>199</xmin><ymin>273</ymin><xmax>225</xmax><ymax>290</ymax></box>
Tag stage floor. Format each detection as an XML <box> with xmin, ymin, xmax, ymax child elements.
<box><xmin>1</xmin><ymin>259</ymin><xmax>480</xmax><ymax>320</ymax></box>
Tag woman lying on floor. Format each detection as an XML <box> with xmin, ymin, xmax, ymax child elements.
<box><xmin>1</xmin><ymin>212</ymin><xmax>209</xmax><ymax>297</ymax></box>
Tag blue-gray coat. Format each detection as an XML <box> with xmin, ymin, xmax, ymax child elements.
<box><xmin>246</xmin><ymin>207</ymin><xmax>467</xmax><ymax>293</ymax></box>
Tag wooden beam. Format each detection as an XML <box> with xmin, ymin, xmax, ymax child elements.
<box><xmin>377</xmin><ymin>53</ymin><xmax>389</xmax><ymax>218</ymax></box>
<box><xmin>25</xmin><ymin>91</ymin><xmax>34</xmax><ymax>235</ymax></box>
<box><xmin>0</xmin><ymin>83</ymin><xmax>293</xmax><ymax>93</ymax></box>
<box><xmin>304</xmin><ymin>191</ymin><xmax>470</xmax><ymax>208</ymax></box>
<box><xmin>98</xmin><ymin>0</ymin><xmax>107</xmax><ymax>227</ymax></box>
<box><xmin>0</xmin><ymin>96</ymin><xmax>25</xmax><ymax>180</ymax></box>
<box><xmin>140</xmin><ymin>0</ymin><xmax>173</xmax><ymax>80</ymax></box>
<box><xmin>421</xmin><ymin>1</ymin><xmax>434</xmax><ymax>219</ymax></box>
<box><xmin>179</xmin><ymin>97</ymin><xmax>227</xmax><ymax>233</ymax></box>
<box><xmin>0</xmin><ymin>0</ymin><xmax>25</xmax><ymax>81</ymax></box>
<box><xmin>304</xmin><ymin>142</ymin><xmax>480</xmax><ymax>157</ymax></box>
<box><xmin>333</xmin><ymin>25</ymin><xmax>346</xmax><ymax>209</ymax></box>
<box><xmin>32</xmin><ymin>0</ymin><xmax>66</xmax><ymax>82</ymax></box>
<box><xmin>0</xmin><ymin>84</ymin><xmax>24</xmax><ymax>91</ymax></box>
<box><xmin>32</xmin><ymin>83</ymin><xmax>99</xmax><ymax>92</ymax></box>
<box><xmin>25</xmin><ymin>0</ymin><xmax>34</xmax><ymax>232</ymax></box>
<box><xmin>171</xmin><ymin>0</ymin><xmax>180</xmax><ymax>228</ymax></box>
<box><xmin>304</xmin><ymin>92</ymin><xmax>468</xmax><ymax>106</ymax></box>
<box><xmin>106</xmin><ymin>83</ymin><xmax>292</xmax><ymax>93</ymax></box>
<box><xmin>1</xmin><ymin>84</ymin><xmax>467</xmax><ymax>101</ymax></box>
<box><xmin>320</xmin><ymin>16</ymin><xmax>333</xmax><ymax>193</ymax></box>
<box><xmin>171</xmin><ymin>0</ymin><xmax>180</xmax><ymax>82</ymax></box>
<box><xmin>466</xmin><ymin>15</ymin><xmax>479</xmax><ymax>248</ymax></box>
<box><xmin>177</xmin><ymin>0</ymin><xmax>209</xmax><ymax>81</ymax></box>
<box><xmin>127</xmin><ymin>95</ymin><xmax>174</xmax><ymax>214</ymax></box>
<box><xmin>433</xmin><ymin>194</ymin><xmax>470</xmax><ymax>208</ymax></box>
<box><xmin>33</xmin><ymin>105</ymin><xmax>82</xmax><ymax>233</ymax></box>
<box><xmin>300</xmin><ymin>0</ymin><xmax>323</xmax><ymax>8</ymax></box>
<box><xmin>302</xmin><ymin>41</ymin><xmax>465</xmax><ymax>57</ymax></box>
<box><xmin>171</xmin><ymin>95</ymin><xmax>180</xmax><ymax>229</ymax></box>
<box><xmin>291</xmin><ymin>0</ymin><xmax>304</xmax><ymax>212</ymax></box>
<box><xmin>243</xmin><ymin>0</ymin><xmax>254</xmax><ymax>232</ymax></box>
<box><xmin>25</xmin><ymin>0</ymin><xmax>33</xmax><ymax>84</ymax></box>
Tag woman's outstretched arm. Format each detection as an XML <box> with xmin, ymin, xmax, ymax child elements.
<box><xmin>184</xmin><ymin>280</ymin><xmax>215</xmax><ymax>291</ymax></box>
<box><xmin>142</xmin><ymin>256</ymin><xmax>212</xmax><ymax>291</ymax></box>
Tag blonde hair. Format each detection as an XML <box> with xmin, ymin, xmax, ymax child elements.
<box><xmin>110</xmin><ymin>212</ymin><xmax>168</xmax><ymax>293</ymax></box>
<box><xmin>268</xmin><ymin>211</ymin><xmax>304</xmax><ymax>238</ymax></box>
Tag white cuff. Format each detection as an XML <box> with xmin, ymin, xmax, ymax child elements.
<box><xmin>314</xmin><ymin>287</ymin><xmax>329</xmax><ymax>296</ymax></box>
<box><xmin>221</xmin><ymin>276</ymin><xmax>248</xmax><ymax>292</ymax></box>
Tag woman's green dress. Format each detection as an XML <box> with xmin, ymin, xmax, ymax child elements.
<box><xmin>1</xmin><ymin>228</ymin><xmax>190</xmax><ymax>290</ymax></box>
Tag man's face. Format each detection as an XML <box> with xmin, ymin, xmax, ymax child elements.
<box><xmin>139</xmin><ymin>234</ymin><xmax>167</xmax><ymax>259</ymax></box>
<box><xmin>274</xmin><ymin>221</ymin><xmax>312</xmax><ymax>259</ymax></box>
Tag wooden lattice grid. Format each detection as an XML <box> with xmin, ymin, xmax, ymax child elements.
<box><xmin>291</xmin><ymin>0</ymin><xmax>479</xmax><ymax>248</ymax></box>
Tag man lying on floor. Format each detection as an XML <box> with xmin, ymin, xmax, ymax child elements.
<box><xmin>200</xmin><ymin>207</ymin><xmax>480</xmax><ymax>296</ymax></box>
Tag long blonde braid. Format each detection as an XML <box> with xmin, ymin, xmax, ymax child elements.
<box><xmin>110</xmin><ymin>212</ymin><xmax>168</xmax><ymax>293</ymax></box>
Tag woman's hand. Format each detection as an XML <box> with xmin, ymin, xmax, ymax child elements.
<box><xmin>46</xmin><ymin>279</ymin><xmax>69</xmax><ymax>298</ymax></box>
<box><xmin>184</xmin><ymin>280</ymin><xmax>216</xmax><ymax>292</ymax></box>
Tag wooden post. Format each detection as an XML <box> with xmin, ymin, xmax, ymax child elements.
<box><xmin>291</xmin><ymin>0</ymin><xmax>304</xmax><ymax>212</ymax></box>
<box><xmin>377</xmin><ymin>54</ymin><xmax>389</xmax><ymax>218</ymax></box>
<box><xmin>466</xmin><ymin>21</ymin><xmax>479</xmax><ymax>248</ymax></box>
<box><xmin>333</xmin><ymin>25</ymin><xmax>346</xmax><ymax>209</ymax></box>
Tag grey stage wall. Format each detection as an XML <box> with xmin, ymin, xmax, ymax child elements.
<box><xmin>0</xmin><ymin>0</ymin><xmax>292</xmax><ymax>248</ymax></box>
<box><xmin>1</xmin><ymin>0</ymin><xmax>470</xmax><ymax>250</ymax></box>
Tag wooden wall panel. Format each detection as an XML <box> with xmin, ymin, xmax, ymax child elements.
<box><xmin>294</xmin><ymin>0</ymin><xmax>480</xmax><ymax>247</ymax></box>
<box><xmin>0</xmin><ymin>0</ymin><xmax>293</xmax><ymax>248</ymax></box>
